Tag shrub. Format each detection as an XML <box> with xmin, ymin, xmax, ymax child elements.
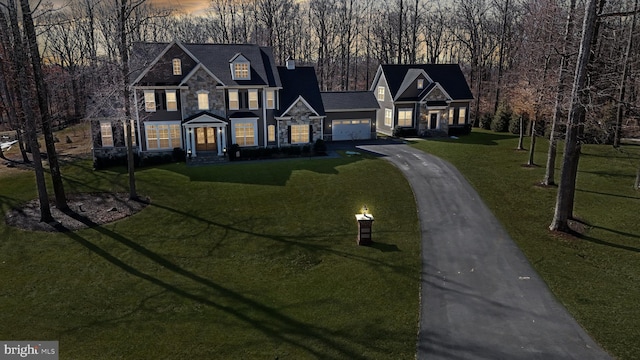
<box><xmin>491</xmin><ymin>104</ymin><xmax>513</xmax><ymax>133</ymax></box>
<box><xmin>448</xmin><ymin>124</ymin><xmax>472</xmax><ymax>137</ymax></box>
<box><xmin>228</xmin><ymin>144</ymin><xmax>241</xmax><ymax>161</ymax></box>
<box><xmin>172</xmin><ymin>147</ymin><xmax>186</xmax><ymax>162</ymax></box>
<box><xmin>313</xmin><ymin>139</ymin><xmax>327</xmax><ymax>155</ymax></box>
<box><xmin>479</xmin><ymin>113</ymin><xmax>493</xmax><ymax>130</ymax></box>
<box><xmin>393</xmin><ymin>126</ymin><xmax>418</xmax><ymax>137</ymax></box>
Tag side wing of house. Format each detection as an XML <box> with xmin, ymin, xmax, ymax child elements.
<box><xmin>275</xmin><ymin>65</ymin><xmax>325</xmax><ymax>147</ymax></box>
<box><xmin>321</xmin><ymin>91</ymin><xmax>379</xmax><ymax>141</ymax></box>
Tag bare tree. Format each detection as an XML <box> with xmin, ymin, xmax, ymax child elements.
<box><xmin>613</xmin><ymin>0</ymin><xmax>638</xmax><ymax>147</ymax></box>
<box><xmin>550</xmin><ymin>0</ymin><xmax>599</xmax><ymax>232</ymax></box>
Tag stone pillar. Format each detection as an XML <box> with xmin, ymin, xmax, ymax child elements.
<box><xmin>355</xmin><ymin>213</ymin><xmax>374</xmax><ymax>245</ymax></box>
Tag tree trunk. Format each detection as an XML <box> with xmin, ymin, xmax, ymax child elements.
<box><xmin>7</xmin><ymin>0</ymin><xmax>53</xmax><ymax>223</ymax></box>
<box><xmin>494</xmin><ymin>0</ymin><xmax>510</xmax><ymax>114</ymax></box>
<box><xmin>543</xmin><ymin>0</ymin><xmax>577</xmax><ymax>186</ymax></box>
<box><xmin>613</xmin><ymin>0</ymin><xmax>637</xmax><ymax>148</ymax></box>
<box><xmin>119</xmin><ymin>0</ymin><xmax>138</xmax><ymax>201</ymax></box>
<box><xmin>528</xmin><ymin>119</ymin><xmax>536</xmax><ymax>166</ymax></box>
<box><xmin>550</xmin><ymin>0</ymin><xmax>599</xmax><ymax>232</ymax></box>
<box><xmin>517</xmin><ymin>115</ymin><xmax>524</xmax><ymax>150</ymax></box>
<box><xmin>19</xmin><ymin>0</ymin><xmax>68</xmax><ymax>212</ymax></box>
<box><xmin>635</xmin><ymin>165</ymin><xmax>640</xmax><ymax>190</ymax></box>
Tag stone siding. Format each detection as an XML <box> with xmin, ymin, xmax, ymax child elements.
<box><xmin>278</xmin><ymin>101</ymin><xmax>323</xmax><ymax>145</ymax></box>
<box><xmin>182</xmin><ymin>68</ymin><xmax>226</xmax><ymax>119</ymax></box>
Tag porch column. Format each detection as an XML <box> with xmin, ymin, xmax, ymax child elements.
<box><xmin>216</xmin><ymin>126</ymin><xmax>223</xmax><ymax>156</ymax></box>
<box><xmin>191</xmin><ymin>127</ymin><xmax>197</xmax><ymax>157</ymax></box>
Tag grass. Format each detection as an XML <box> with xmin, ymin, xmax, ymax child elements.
<box><xmin>0</xmin><ymin>154</ymin><xmax>420</xmax><ymax>359</ymax></box>
<box><xmin>410</xmin><ymin>129</ymin><xmax>640</xmax><ymax>360</ymax></box>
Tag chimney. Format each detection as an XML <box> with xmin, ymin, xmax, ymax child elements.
<box><xmin>286</xmin><ymin>57</ymin><xmax>295</xmax><ymax>70</ymax></box>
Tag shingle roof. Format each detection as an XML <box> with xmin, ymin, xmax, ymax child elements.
<box><xmin>131</xmin><ymin>42</ymin><xmax>281</xmax><ymax>87</ymax></box>
<box><xmin>321</xmin><ymin>91</ymin><xmax>379</xmax><ymax>111</ymax></box>
<box><xmin>380</xmin><ymin>64</ymin><xmax>473</xmax><ymax>101</ymax></box>
<box><xmin>277</xmin><ymin>66</ymin><xmax>325</xmax><ymax>116</ymax></box>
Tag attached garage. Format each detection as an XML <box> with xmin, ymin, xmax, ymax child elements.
<box><xmin>321</xmin><ymin>91</ymin><xmax>379</xmax><ymax>142</ymax></box>
<box><xmin>331</xmin><ymin>119</ymin><xmax>371</xmax><ymax>141</ymax></box>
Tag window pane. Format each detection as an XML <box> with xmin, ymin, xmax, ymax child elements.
<box><xmin>235</xmin><ymin>122</ymin><xmax>255</xmax><ymax>146</ymax></box>
<box><xmin>166</xmin><ymin>91</ymin><xmax>177</xmax><ymax>111</ymax></box>
<box><xmin>170</xmin><ymin>124</ymin><xmax>181</xmax><ymax>148</ymax></box>
<box><xmin>266</xmin><ymin>90</ymin><xmax>275</xmax><ymax>109</ymax></box>
<box><xmin>100</xmin><ymin>123</ymin><xmax>113</xmax><ymax>147</ymax></box>
<box><xmin>198</xmin><ymin>92</ymin><xmax>209</xmax><ymax>110</ymax></box>
<box><xmin>229</xmin><ymin>91</ymin><xmax>239</xmax><ymax>110</ymax></box>
<box><xmin>385</xmin><ymin>109</ymin><xmax>392</xmax><ymax>126</ymax></box>
<box><xmin>449</xmin><ymin>108</ymin><xmax>455</xmax><ymax>125</ymax></box>
<box><xmin>398</xmin><ymin>109</ymin><xmax>412</xmax><ymax>127</ymax></box>
<box><xmin>248</xmin><ymin>90</ymin><xmax>258</xmax><ymax>109</ymax></box>
<box><xmin>235</xmin><ymin>63</ymin><xmax>249</xmax><ymax>79</ymax></box>
<box><xmin>144</xmin><ymin>91</ymin><xmax>156</xmax><ymax>112</ymax></box>
<box><xmin>291</xmin><ymin>125</ymin><xmax>309</xmax><ymax>144</ymax></box>
<box><xmin>172</xmin><ymin>59</ymin><xmax>181</xmax><ymax>75</ymax></box>
<box><xmin>147</xmin><ymin>125</ymin><xmax>158</xmax><ymax>149</ymax></box>
<box><xmin>158</xmin><ymin>125</ymin><xmax>170</xmax><ymax>148</ymax></box>
<box><xmin>268</xmin><ymin>125</ymin><xmax>275</xmax><ymax>142</ymax></box>
<box><xmin>377</xmin><ymin>86</ymin><xmax>385</xmax><ymax>101</ymax></box>
<box><xmin>458</xmin><ymin>108</ymin><xmax>466</xmax><ymax>124</ymax></box>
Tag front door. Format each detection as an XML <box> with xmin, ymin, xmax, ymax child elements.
<box><xmin>196</xmin><ymin>128</ymin><xmax>217</xmax><ymax>152</ymax></box>
<box><xmin>430</xmin><ymin>113</ymin><xmax>438</xmax><ymax>129</ymax></box>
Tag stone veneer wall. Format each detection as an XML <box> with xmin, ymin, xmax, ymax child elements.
<box><xmin>182</xmin><ymin>68</ymin><xmax>226</xmax><ymax>119</ymax></box>
<box><xmin>419</xmin><ymin>104</ymin><xmax>449</xmax><ymax>135</ymax></box>
<box><xmin>278</xmin><ymin>101</ymin><xmax>323</xmax><ymax>145</ymax></box>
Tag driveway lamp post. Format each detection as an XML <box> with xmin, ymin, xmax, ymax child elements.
<box><xmin>355</xmin><ymin>204</ymin><xmax>374</xmax><ymax>245</ymax></box>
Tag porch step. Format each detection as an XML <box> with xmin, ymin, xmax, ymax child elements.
<box><xmin>186</xmin><ymin>153</ymin><xmax>228</xmax><ymax>166</ymax></box>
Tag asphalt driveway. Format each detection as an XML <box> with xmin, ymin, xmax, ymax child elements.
<box><xmin>356</xmin><ymin>142</ymin><xmax>611</xmax><ymax>360</ymax></box>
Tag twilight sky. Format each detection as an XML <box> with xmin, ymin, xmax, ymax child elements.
<box><xmin>49</xmin><ymin>0</ymin><xmax>210</xmax><ymax>14</ymax></box>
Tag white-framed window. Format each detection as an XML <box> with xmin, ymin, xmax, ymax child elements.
<box><xmin>458</xmin><ymin>107</ymin><xmax>466</xmax><ymax>124</ymax></box>
<box><xmin>266</xmin><ymin>90</ymin><xmax>275</xmax><ymax>109</ymax></box>
<box><xmin>417</xmin><ymin>79</ymin><xmax>424</xmax><ymax>89</ymax></box>
<box><xmin>290</xmin><ymin>124</ymin><xmax>309</xmax><ymax>144</ymax></box>
<box><xmin>172</xmin><ymin>58</ymin><xmax>182</xmax><ymax>75</ymax></box>
<box><xmin>232</xmin><ymin>119</ymin><xmax>257</xmax><ymax>146</ymax></box>
<box><xmin>268</xmin><ymin>125</ymin><xmax>276</xmax><ymax>142</ymax></box>
<box><xmin>377</xmin><ymin>86</ymin><xmax>385</xmax><ymax>101</ymax></box>
<box><xmin>398</xmin><ymin>109</ymin><xmax>413</xmax><ymax>127</ymax></box>
<box><xmin>166</xmin><ymin>90</ymin><xmax>177</xmax><ymax>111</ymax></box>
<box><xmin>449</xmin><ymin>108</ymin><xmax>455</xmax><ymax>125</ymax></box>
<box><xmin>197</xmin><ymin>91</ymin><xmax>209</xmax><ymax>110</ymax></box>
<box><xmin>146</xmin><ymin>122</ymin><xmax>181</xmax><ymax>150</ymax></box>
<box><xmin>100</xmin><ymin>122</ymin><xmax>113</xmax><ymax>147</ymax></box>
<box><xmin>144</xmin><ymin>90</ymin><xmax>156</xmax><ymax>112</ymax></box>
<box><xmin>234</xmin><ymin>62</ymin><xmax>249</xmax><ymax>80</ymax></box>
<box><xmin>228</xmin><ymin>90</ymin><xmax>239</xmax><ymax>110</ymax></box>
<box><xmin>248</xmin><ymin>89</ymin><xmax>258</xmax><ymax>109</ymax></box>
<box><xmin>384</xmin><ymin>108</ymin><xmax>392</xmax><ymax>127</ymax></box>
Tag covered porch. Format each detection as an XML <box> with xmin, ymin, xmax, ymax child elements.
<box><xmin>183</xmin><ymin>113</ymin><xmax>228</xmax><ymax>158</ymax></box>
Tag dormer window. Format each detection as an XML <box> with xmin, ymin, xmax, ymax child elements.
<box><xmin>234</xmin><ymin>63</ymin><xmax>249</xmax><ymax>79</ymax></box>
<box><xmin>230</xmin><ymin>53</ymin><xmax>251</xmax><ymax>80</ymax></box>
<box><xmin>172</xmin><ymin>59</ymin><xmax>182</xmax><ymax>75</ymax></box>
<box><xmin>417</xmin><ymin>79</ymin><xmax>424</xmax><ymax>89</ymax></box>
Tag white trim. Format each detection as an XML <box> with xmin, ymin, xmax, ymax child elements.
<box><xmin>131</xmin><ymin>40</ymin><xmax>199</xmax><ymax>85</ymax></box>
<box><xmin>133</xmin><ymin>86</ymin><xmax>189</xmax><ymax>90</ymax></box>
<box><xmin>134</xmin><ymin>91</ymin><xmax>142</xmax><ymax>154</ymax></box>
<box><xmin>266</xmin><ymin>89</ymin><xmax>275</xmax><ymax>109</ymax></box>
<box><xmin>420</xmin><ymin>82</ymin><xmax>453</xmax><ymax>103</ymax></box>
<box><xmin>230</xmin><ymin>118</ymin><xmax>258</xmax><ymax>147</ymax></box>
<box><xmin>281</xmin><ymin>96</ymin><xmax>320</xmax><ymax>117</ymax></box>
<box><xmin>377</xmin><ymin>86</ymin><xmax>385</xmax><ymax>101</ymax></box>
<box><xmin>145</xmin><ymin>121</ymin><xmax>182</xmax><ymax>151</ymax></box>
<box><xmin>179</xmin><ymin>63</ymin><xmax>224</xmax><ymax>87</ymax></box>
<box><xmin>290</xmin><ymin>124</ymin><xmax>310</xmax><ymax>144</ymax></box>
<box><xmin>397</xmin><ymin>108</ymin><xmax>413</xmax><ymax>127</ymax></box>
<box><xmin>428</xmin><ymin>111</ymin><xmax>441</xmax><ymax>130</ymax></box>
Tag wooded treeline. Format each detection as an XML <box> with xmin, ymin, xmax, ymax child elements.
<box><xmin>0</xmin><ymin>0</ymin><xmax>638</xmax><ymax>138</ymax></box>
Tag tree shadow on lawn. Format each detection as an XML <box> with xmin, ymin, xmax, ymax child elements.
<box><xmin>576</xmin><ymin>188</ymin><xmax>640</xmax><ymax>201</ymax></box>
<box><xmin>56</xmin><ymin>210</ymin><xmax>374</xmax><ymax>359</ymax></box>
<box><xmin>162</xmin><ymin>155</ymin><xmax>367</xmax><ymax>186</ymax></box>
<box><xmin>406</xmin><ymin>131</ymin><xmax>518</xmax><ymax>146</ymax></box>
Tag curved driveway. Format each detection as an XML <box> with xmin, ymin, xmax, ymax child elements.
<box><xmin>357</xmin><ymin>143</ymin><xmax>611</xmax><ymax>360</ymax></box>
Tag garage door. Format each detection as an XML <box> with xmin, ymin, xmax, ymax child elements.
<box><xmin>332</xmin><ymin>119</ymin><xmax>371</xmax><ymax>141</ymax></box>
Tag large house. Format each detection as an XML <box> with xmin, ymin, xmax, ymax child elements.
<box><xmin>90</xmin><ymin>42</ymin><xmax>471</xmax><ymax>164</ymax></box>
<box><xmin>371</xmin><ymin>64</ymin><xmax>473</xmax><ymax>136</ymax></box>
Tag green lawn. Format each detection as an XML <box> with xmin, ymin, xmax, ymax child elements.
<box><xmin>411</xmin><ymin>129</ymin><xmax>640</xmax><ymax>360</ymax></box>
<box><xmin>0</xmin><ymin>155</ymin><xmax>420</xmax><ymax>359</ymax></box>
